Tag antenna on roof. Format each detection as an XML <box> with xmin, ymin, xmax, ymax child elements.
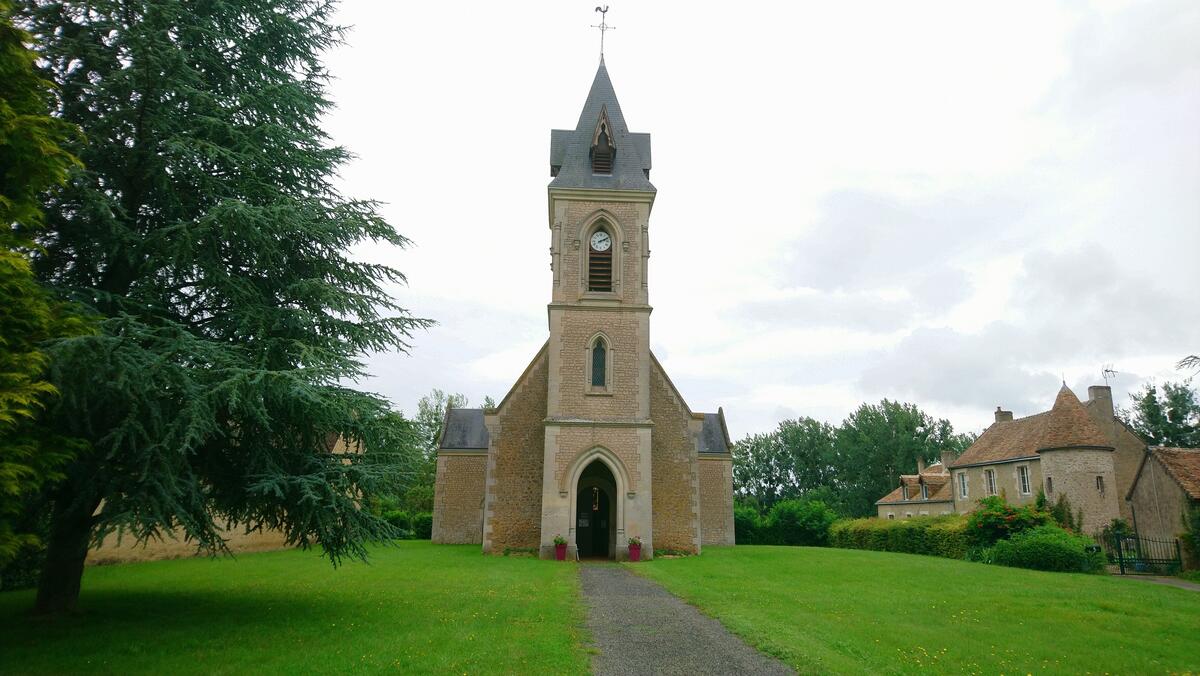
<box><xmin>591</xmin><ymin>6</ymin><xmax>616</xmax><ymax>60</ymax></box>
<box><xmin>1102</xmin><ymin>365</ymin><xmax>1118</xmax><ymax>386</ymax></box>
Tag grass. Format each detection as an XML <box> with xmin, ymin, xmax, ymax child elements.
<box><xmin>0</xmin><ymin>542</ymin><xmax>589</xmax><ymax>674</ymax></box>
<box><xmin>635</xmin><ymin>546</ymin><xmax>1200</xmax><ymax>675</ymax></box>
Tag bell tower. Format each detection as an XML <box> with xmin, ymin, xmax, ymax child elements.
<box><xmin>539</xmin><ymin>58</ymin><xmax>658</xmax><ymax>559</ymax></box>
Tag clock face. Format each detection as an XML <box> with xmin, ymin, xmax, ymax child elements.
<box><xmin>590</xmin><ymin>231</ymin><xmax>612</xmax><ymax>252</ymax></box>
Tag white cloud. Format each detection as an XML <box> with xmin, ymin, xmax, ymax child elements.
<box><xmin>326</xmin><ymin>1</ymin><xmax>1199</xmax><ymax>438</ymax></box>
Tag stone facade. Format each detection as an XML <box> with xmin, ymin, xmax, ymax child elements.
<box><xmin>950</xmin><ymin>460</ymin><xmax>1042</xmax><ymax>513</ymax></box>
<box><xmin>431</xmin><ymin>453</ymin><xmax>486</xmax><ymax>544</ymax></box>
<box><xmin>1127</xmin><ymin>447</ymin><xmax>1200</xmax><ymax>542</ymax></box>
<box><xmin>482</xmin><ymin>347</ymin><xmax>549</xmax><ymax>553</ymax></box>
<box><xmin>699</xmin><ymin>457</ymin><xmax>736</xmax><ymax>545</ymax></box>
<box><xmin>429</xmin><ymin>59</ymin><xmax>735</xmax><ymax>560</ymax></box>
<box><xmin>1039</xmin><ymin>448</ymin><xmax>1120</xmax><ymax>534</ymax></box>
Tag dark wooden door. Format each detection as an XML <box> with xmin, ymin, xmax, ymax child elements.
<box><xmin>576</xmin><ymin>486</ymin><xmax>611</xmax><ymax>558</ymax></box>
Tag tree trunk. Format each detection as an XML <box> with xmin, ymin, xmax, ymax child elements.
<box><xmin>33</xmin><ymin>485</ymin><xmax>99</xmax><ymax>615</ymax></box>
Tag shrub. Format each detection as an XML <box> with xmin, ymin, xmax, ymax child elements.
<box><xmin>764</xmin><ymin>500</ymin><xmax>837</xmax><ymax>546</ymax></box>
<box><xmin>1182</xmin><ymin>506</ymin><xmax>1200</xmax><ymax>570</ymax></box>
<box><xmin>411</xmin><ymin>513</ymin><xmax>433</xmax><ymax>540</ymax></box>
<box><xmin>829</xmin><ymin>514</ymin><xmax>968</xmax><ymax>559</ymax></box>
<box><xmin>990</xmin><ymin>525</ymin><xmax>1106</xmax><ymax>573</ymax></box>
<box><xmin>734</xmin><ymin>506</ymin><xmax>761</xmax><ymax>544</ymax></box>
<box><xmin>966</xmin><ymin>495</ymin><xmax>1050</xmax><ymax>546</ymax></box>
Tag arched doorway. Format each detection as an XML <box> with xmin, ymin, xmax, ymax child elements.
<box><xmin>576</xmin><ymin>460</ymin><xmax>616</xmax><ymax>559</ymax></box>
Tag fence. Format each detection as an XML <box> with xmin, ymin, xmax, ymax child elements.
<box><xmin>1096</xmin><ymin>532</ymin><xmax>1182</xmax><ymax>575</ymax></box>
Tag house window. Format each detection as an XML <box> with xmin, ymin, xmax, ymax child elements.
<box><xmin>587</xmin><ymin>226</ymin><xmax>614</xmax><ymax>292</ymax></box>
<box><xmin>887</xmin><ymin>513</ymin><xmax>895</xmax><ymax>520</ymax></box>
<box><xmin>1046</xmin><ymin>477</ymin><xmax>1053</xmax><ymax>494</ymax></box>
<box><xmin>957</xmin><ymin>472</ymin><xmax>968</xmax><ymax>499</ymax></box>
<box><xmin>920</xmin><ymin>484</ymin><xmax>928</xmax><ymax>500</ymax></box>
<box><xmin>900</xmin><ymin>485</ymin><xmax>908</xmax><ymax>501</ymax></box>
<box><xmin>1095</xmin><ymin>475</ymin><xmax>1105</xmax><ymax>493</ymax></box>
<box><xmin>905</xmin><ymin>512</ymin><xmax>913</xmax><ymax>519</ymax></box>
<box><xmin>1017</xmin><ymin>466</ymin><xmax>1031</xmax><ymax>496</ymax></box>
<box><xmin>984</xmin><ymin>469</ymin><xmax>997</xmax><ymax>496</ymax></box>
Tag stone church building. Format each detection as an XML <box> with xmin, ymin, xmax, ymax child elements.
<box><xmin>431</xmin><ymin>59</ymin><xmax>736</xmax><ymax>560</ymax></box>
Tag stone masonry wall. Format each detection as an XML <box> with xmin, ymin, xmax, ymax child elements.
<box><xmin>1039</xmin><ymin>449</ymin><xmax>1120</xmax><ymax>534</ymax></box>
<box><xmin>553</xmin><ymin>308</ymin><xmax>645</xmax><ymax>419</ymax></box>
<box><xmin>484</xmin><ymin>351</ymin><xmax>548</xmax><ymax>552</ymax></box>
<box><xmin>431</xmin><ymin>454</ymin><xmax>487</xmax><ymax>544</ymax></box>
<box><xmin>699</xmin><ymin>458</ymin><xmax>735</xmax><ymax>545</ymax></box>
<box><xmin>555</xmin><ymin>200</ymin><xmax>645</xmax><ymax>305</ymax></box>
<box><xmin>951</xmin><ymin>461</ymin><xmax>1042</xmax><ymax>513</ymax></box>
<box><xmin>1128</xmin><ymin>455</ymin><xmax>1192</xmax><ymax>540</ymax></box>
<box><xmin>649</xmin><ymin>362</ymin><xmax>699</xmax><ymax>553</ymax></box>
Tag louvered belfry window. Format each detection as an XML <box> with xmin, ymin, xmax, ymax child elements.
<box><xmin>588</xmin><ymin>231</ymin><xmax>613</xmax><ymax>292</ymax></box>
<box><xmin>592</xmin><ymin>128</ymin><xmax>613</xmax><ymax>174</ymax></box>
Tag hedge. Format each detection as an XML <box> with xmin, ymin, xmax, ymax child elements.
<box><xmin>829</xmin><ymin>514</ymin><xmax>969</xmax><ymax>559</ymax></box>
<box><xmin>990</xmin><ymin>524</ymin><xmax>1106</xmax><ymax>573</ymax></box>
<box><xmin>735</xmin><ymin>500</ymin><xmax>838</xmax><ymax>546</ymax></box>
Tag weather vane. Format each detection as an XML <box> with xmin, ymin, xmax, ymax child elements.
<box><xmin>591</xmin><ymin>6</ymin><xmax>615</xmax><ymax>59</ymax></box>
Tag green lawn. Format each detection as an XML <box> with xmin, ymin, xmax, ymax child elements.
<box><xmin>636</xmin><ymin>546</ymin><xmax>1200</xmax><ymax>675</ymax></box>
<box><xmin>0</xmin><ymin>542</ymin><xmax>589</xmax><ymax>674</ymax></box>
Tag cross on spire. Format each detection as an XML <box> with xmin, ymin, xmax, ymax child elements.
<box><xmin>591</xmin><ymin>6</ymin><xmax>616</xmax><ymax>59</ymax></box>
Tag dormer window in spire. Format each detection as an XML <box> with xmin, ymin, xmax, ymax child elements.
<box><xmin>591</xmin><ymin>110</ymin><xmax>615</xmax><ymax>175</ymax></box>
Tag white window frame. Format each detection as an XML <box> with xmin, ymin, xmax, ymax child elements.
<box><xmin>920</xmin><ymin>483</ymin><xmax>928</xmax><ymax>500</ymax></box>
<box><xmin>984</xmin><ymin>469</ymin><xmax>997</xmax><ymax>496</ymax></box>
<box><xmin>887</xmin><ymin>513</ymin><xmax>895</xmax><ymax>520</ymax></box>
<box><xmin>957</xmin><ymin>472</ymin><xmax>968</xmax><ymax>499</ymax></box>
<box><xmin>1017</xmin><ymin>465</ymin><xmax>1031</xmax><ymax>496</ymax></box>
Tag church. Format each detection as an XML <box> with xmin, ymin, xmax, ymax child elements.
<box><xmin>430</xmin><ymin>58</ymin><xmax>735</xmax><ymax>560</ymax></box>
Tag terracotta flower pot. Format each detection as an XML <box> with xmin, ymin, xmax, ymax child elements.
<box><xmin>555</xmin><ymin>543</ymin><xmax>567</xmax><ymax>561</ymax></box>
<box><xmin>628</xmin><ymin>543</ymin><xmax>641</xmax><ymax>562</ymax></box>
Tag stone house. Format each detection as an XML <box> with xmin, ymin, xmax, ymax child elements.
<box><xmin>1126</xmin><ymin>447</ymin><xmax>1200</xmax><ymax>541</ymax></box>
<box><xmin>873</xmin><ymin>384</ymin><xmax>1147</xmax><ymax>535</ymax></box>
<box><xmin>875</xmin><ymin>460</ymin><xmax>954</xmax><ymax>519</ymax></box>
<box><xmin>430</xmin><ymin>59</ymin><xmax>736</xmax><ymax>560</ymax></box>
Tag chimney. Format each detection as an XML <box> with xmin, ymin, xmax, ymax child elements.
<box><xmin>940</xmin><ymin>450</ymin><xmax>958</xmax><ymax>469</ymax></box>
<box><xmin>995</xmin><ymin>406</ymin><xmax>1013</xmax><ymax>423</ymax></box>
<box><xmin>1088</xmin><ymin>385</ymin><xmax>1113</xmax><ymax>420</ymax></box>
<box><xmin>916</xmin><ymin>457</ymin><xmax>926</xmax><ymax>473</ymax></box>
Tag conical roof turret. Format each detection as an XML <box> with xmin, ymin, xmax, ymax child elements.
<box><xmin>1036</xmin><ymin>385</ymin><xmax>1113</xmax><ymax>452</ymax></box>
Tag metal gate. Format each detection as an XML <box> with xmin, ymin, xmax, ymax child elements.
<box><xmin>1098</xmin><ymin>533</ymin><xmax>1182</xmax><ymax>575</ymax></box>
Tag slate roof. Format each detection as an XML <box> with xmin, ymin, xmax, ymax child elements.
<box><xmin>699</xmin><ymin>413</ymin><xmax>731</xmax><ymax>454</ymax></box>
<box><xmin>1149</xmin><ymin>447</ymin><xmax>1200</xmax><ymax>501</ymax></box>
<box><xmin>549</xmin><ymin>58</ymin><xmax>655</xmax><ymax>192</ymax></box>
<box><xmin>949</xmin><ymin>386</ymin><xmax>1112</xmax><ymax>469</ymax></box>
<box><xmin>438</xmin><ymin>408</ymin><xmax>489</xmax><ymax>450</ymax></box>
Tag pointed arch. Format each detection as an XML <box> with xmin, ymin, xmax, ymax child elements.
<box><xmin>586</xmin><ymin>331</ymin><xmax>612</xmax><ymax>392</ymax></box>
<box><xmin>579</xmin><ymin>211</ymin><xmax>623</xmax><ymax>294</ymax></box>
<box><xmin>591</xmin><ymin>106</ymin><xmax>615</xmax><ymax>174</ymax></box>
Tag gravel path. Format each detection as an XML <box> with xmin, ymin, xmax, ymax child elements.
<box><xmin>580</xmin><ymin>564</ymin><xmax>793</xmax><ymax>676</ymax></box>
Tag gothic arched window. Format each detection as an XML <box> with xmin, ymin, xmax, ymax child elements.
<box><xmin>591</xmin><ymin>338</ymin><xmax>607</xmax><ymax>388</ymax></box>
<box><xmin>587</xmin><ymin>225</ymin><xmax>613</xmax><ymax>292</ymax></box>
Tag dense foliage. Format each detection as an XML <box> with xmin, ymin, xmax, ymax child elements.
<box><xmin>16</xmin><ymin>0</ymin><xmax>430</xmax><ymax>613</ymax></box>
<box><xmin>989</xmin><ymin>525</ymin><xmax>1106</xmax><ymax>573</ymax></box>
<box><xmin>1119</xmin><ymin>380</ymin><xmax>1199</xmax><ymax>448</ymax></box>
<box><xmin>0</xmin><ymin>0</ymin><xmax>86</xmax><ymax>567</ymax></box>
<box><xmin>734</xmin><ymin>400</ymin><xmax>975</xmax><ymax>517</ymax></box>
<box><xmin>965</xmin><ymin>495</ymin><xmax>1051</xmax><ymax>547</ymax></box>
<box><xmin>736</xmin><ymin>499</ymin><xmax>838</xmax><ymax>546</ymax></box>
<box><xmin>829</xmin><ymin>514</ymin><xmax>969</xmax><ymax>559</ymax></box>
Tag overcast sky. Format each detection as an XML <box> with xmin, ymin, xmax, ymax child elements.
<box><xmin>321</xmin><ymin>1</ymin><xmax>1199</xmax><ymax>440</ymax></box>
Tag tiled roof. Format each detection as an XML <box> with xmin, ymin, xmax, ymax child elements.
<box><xmin>949</xmin><ymin>412</ymin><xmax>1048</xmax><ymax>467</ymax></box>
<box><xmin>949</xmin><ymin>386</ymin><xmax>1112</xmax><ymax>469</ymax></box>
<box><xmin>548</xmin><ymin>58</ymin><xmax>655</xmax><ymax>192</ymax></box>
<box><xmin>876</xmin><ymin>480</ymin><xmax>953</xmax><ymax>505</ymax></box>
<box><xmin>1037</xmin><ymin>385</ymin><xmax>1112</xmax><ymax>451</ymax></box>
<box><xmin>1152</xmin><ymin>447</ymin><xmax>1200</xmax><ymax>501</ymax></box>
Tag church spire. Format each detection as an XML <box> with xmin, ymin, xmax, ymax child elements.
<box><xmin>548</xmin><ymin>60</ymin><xmax>654</xmax><ymax>192</ymax></box>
